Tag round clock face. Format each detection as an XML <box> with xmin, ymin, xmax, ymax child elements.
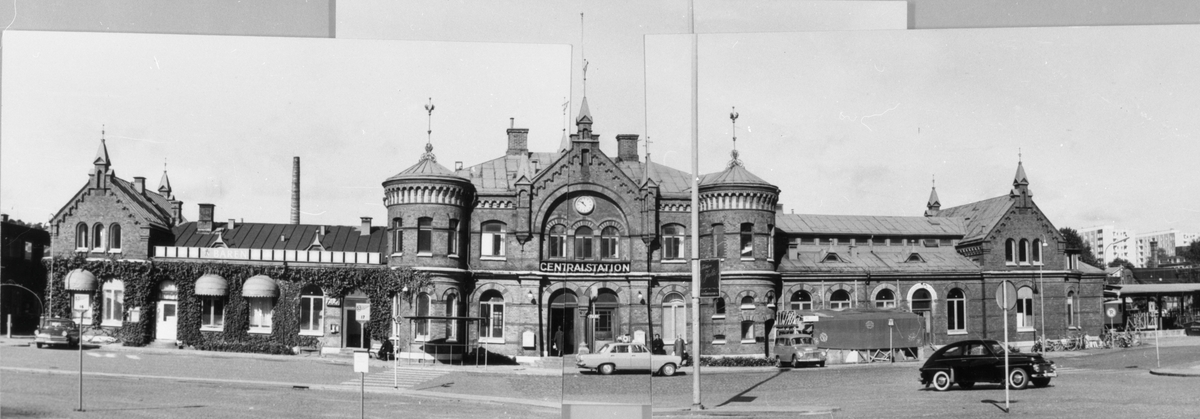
<box><xmin>574</xmin><ymin>196</ymin><xmax>596</xmax><ymax>215</ymax></box>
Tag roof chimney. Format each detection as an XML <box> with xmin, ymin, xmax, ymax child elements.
<box><xmin>506</xmin><ymin>128</ymin><xmax>529</xmax><ymax>156</ymax></box>
<box><xmin>133</xmin><ymin>177</ymin><xmax>146</xmax><ymax>195</ymax></box>
<box><xmin>170</xmin><ymin>201</ymin><xmax>183</xmax><ymax>226</ymax></box>
<box><xmin>616</xmin><ymin>134</ymin><xmax>639</xmax><ymax>162</ymax></box>
<box><xmin>198</xmin><ymin>203</ymin><xmax>215</xmax><ymax>232</ymax></box>
<box><xmin>228</xmin><ymin>219</ymin><xmax>237</xmax><ymax>229</ymax></box>
<box><xmin>360</xmin><ymin>217</ymin><xmax>372</xmax><ymax>236</ymax></box>
<box><xmin>291</xmin><ymin>157</ymin><xmax>300</xmax><ymax>225</ymax></box>
<box><xmin>1</xmin><ymin>214</ymin><xmax>8</xmax><ymax>223</ymax></box>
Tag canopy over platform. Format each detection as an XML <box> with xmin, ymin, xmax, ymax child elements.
<box><xmin>1108</xmin><ymin>283</ymin><xmax>1200</xmax><ymax>296</ymax></box>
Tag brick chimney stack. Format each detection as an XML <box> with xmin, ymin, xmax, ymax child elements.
<box><xmin>291</xmin><ymin>157</ymin><xmax>300</xmax><ymax>225</ymax></box>
<box><xmin>360</xmin><ymin>217</ymin><xmax>372</xmax><ymax>236</ymax></box>
<box><xmin>198</xmin><ymin>203</ymin><xmax>215</xmax><ymax>232</ymax></box>
<box><xmin>133</xmin><ymin>177</ymin><xmax>146</xmax><ymax>195</ymax></box>
<box><xmin>616</xmin><ymin>134</ymin><xmax>639</xmax><ymax>162</ymax></box>
<box><xmin>507</xmin><ymin>128</ymin><xmax>529</xmax><ymax>156</ymax></box>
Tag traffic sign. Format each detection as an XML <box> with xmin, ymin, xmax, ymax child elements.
<box><xmin>355</xmin><ymin>303</ymin><xmax>370</xmax><ymax>322</ymax></box>
<box><xmin>699</xmin><ymin>259</ymin><xmax>721</xmax><ymax>298</ymax></box>
<box><xmin>995</xmin><ymin>281</ymin><xmax>1017</xmax><ymax>311</ymax></box>
<box><xmin>353</xmin><ymin>350</ymin><xmax>369</xmax><ymax>373</ymax></box>
<box><xmin>1106</xmin><ymin>307</ymin><xmax>1118</xmax><ymax>318</ymax></box>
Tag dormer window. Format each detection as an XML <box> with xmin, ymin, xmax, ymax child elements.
<box><xmin>211</xmin><ymin>234</ymin><xmax>228</xmax><ymax>248</ymax></box>
<box><xmin>306</xmin><ymin>234</ymin><xmax>324</xmax><ymax>251</ymax></box>
<box><xmin>905</xmin><ymin>253</ymin><xmax>925</xmax><ymax>263</ymax></box>
<box><xmin>821</xmin><ymin>252</ymin><xmax>845</xmax><ymax>263</ymax></box>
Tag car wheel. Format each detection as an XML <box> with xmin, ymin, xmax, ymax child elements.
<box><xmin>599</xmin><ymin>364</ymin><xmax>615</xmax><ymax>375</ymax></box>
<box><xmin>660</xmin><ymin>363</ymin><xmax>676</xmax><ymax>377</ymax></box>
<box><xmin>1031</xmin><ymin>378</ymin><xmax>1050</xmax><ymax>388</ymax></box>
<box><xmin>35</xmin><ymin>343</ymin><xmax>43</xmax><ymax>349</ymax></box>
<box><xmin>932</xmin><ymin>371</ymin><xmax>953</xmax><ymax>391</ymax></box>
<box><xmin>956</xmin><ymin>381</ymin><xmax>975</xmax><ymax>390</ymax></box>
<box><xmin>818</xmin><ymin>361</ymin><xmax>826</xmax><ymax>368</ymax></box>
<box><xmin>791</xmin><ymin>355</ymin><xmax>798</xmax><ymax>369</ymax></box>
<box><xmin>1008</xmin><ymin>368</ymin><xmax>1029</xmax><ymax>390</ymax></box>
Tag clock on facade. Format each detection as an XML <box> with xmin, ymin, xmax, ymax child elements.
<box><xmin>574</xmin><ymin>196</ymin><xmax>596</xmax><ymax>215</ymax></box>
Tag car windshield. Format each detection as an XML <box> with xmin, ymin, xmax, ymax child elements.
<box><xmin>45</xmin><ymin>320</ymin><xmax>75</xmax><ymax>328</ymax></box>
<box><xmin>597</xmin><ymin>343</ymin><xmax>613</xmax><ymax>354</ymax></box>
<box><xmin>987</xmin><ymin>342</ymin><xmax>1009</xmax><ymax>355</ymax></box>
<box><xmin>794</xmin><ymin>337</ymin><xmax>814</xmax><ymax>345</ymax></box>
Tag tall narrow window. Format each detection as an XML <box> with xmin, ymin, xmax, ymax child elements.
<box><xmin>712</xmin><ymin>224</ymin><xmax>725</xmax><ymax>258</ymax></box>
<box><xmin>76</xmin><ymin>223</ymin><xmax>89</xmax><ymax>250</ymax></box>
<box><xmin>662</xmin><ymin>293</ymin><xmax>686</xmax><ymax>342</ymax></box>
<box><xmin>201</xmin><ymin>297</ymin><xmax>225</xmax><ymax>330</ymax></box>
<box><xmin>740</xmin><ymin>296</ymin><xmax>756</xmax><ymax>343</ymax></box>
<box><xmin>1016</xmin><ymin>287</ymin><xmax>1034</xmax><ymax>330</ymax></box>
<box><xmin>594</xmin><ymin>291</ymin><xmax>618</xmax><ymax>342</ymax></box>
<box><xmin>1005</xmin><ymin>239</ymin><xmax>1016</xmax><ymax>264</ymax></box>
<box><xmin>299</xmin><ymin>285</ymin><xmax>324</xmax><ymax>335</ymax></box>
<box><xmin>790</xmin><ymin>291</ymin><xmax>812</xmax><ymax>311</ymax></box>
<box><xmin>391</xmin><ymin>218</ymin><xmax>402</xmax><ymax>255</ymax></box>
<box><xmin>600</xmin><ymin>226</ymin><xmax>619</xmax><ymax>259</ymax></box>
<box><xmin>417</xmin><ymin>217</ymin><xmax>432</xmax><ymax>254</ymax></box>
<box><xmin>740</xmin><ymin>223</ymin><xmax>754</xmax><ymax>259</ymax></box>
<box><xmin>248</xmin><ymin>298</ymin><xmax>274</xmax><ymax>333</ymax></box>
<box><xmin>108</xmin><ymin>224</ymin><xmax>122</xmax><ymax>251</ymax></box>
<box><xmin>713</xmin><ymin>298</ymin><xmax>726</xmax><ymax>317</ymax></box>
<box><xmin>662</xmin><ymin>225</ymin><xmax>685</xmax><ymax>260</ymax></box>
<box><xmin>481</xmin><ymin>222</ymin><xmax>506</xmax><ymax>257</ymax></box>
<box><xmin>548</xmin><ymin>225</ymin><xmax>566</xmax><ymax>258</ymax></box>
<box><xmin>874</xmin><ymin>288</ymin><xmax>896</xmax><ymax>308</ymax></box>
<box><xmin>92</xmin><ymin>223</ymin><xmax>105</xmax><ymax>251</ymax></box>
<box><xmin>447</xmin><ymin>219</ymin><xmax>460</xmax><ymax>256</ymax></box>
<box><xmin>767</xmin><ymin>224</ymin><xmax>775</xmax><ymax>261</ymax></box>
<box><xmin>947</xmin><ymin>288</ymin><xmax>966</xmax><ymax>333</ymax></box>
<box><xmin>479</xmin><ymin>290</ymin><xmax>504</xmax><ymax>342</ymax></box>
<box><xmin>415</xmin><ymin>292</ymin><xmax>431</xmax><ymax>340</ymax></box>
<box><xmin>1066</xmin><ymin>291</ymin><xmax>1076</xmax><ymax>328</ymax></box>
<box><xmin>1032</xmin><ymin>239</ymin><xmax>1043</xmax><ymax>264</ymax></box>
<box><xmin>574</xmin><ymin>226</ymin><xmax>594</xmax><ymax>259</ymax></box>
<box><xmin>445</xmin><ymin>293</ymin><xmax>458</xmax><ymax>342</ymax></box>
<box><xmin>102</xmin><ymin>280</ymin><xmax>124</xmax><ymax>326</ymax></box>
<box><xmin>1019</xmin><ymin>239</ymin><xmax>1029</xmax><ymax>264</ymax></box>
<box><xmin>830</xmin><ymin>290</ymin><xmax>851</xmax><ymax>310</ymax></box>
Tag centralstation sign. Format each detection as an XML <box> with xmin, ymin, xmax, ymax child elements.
<box><xmin>539</xmin><ymin>261</ymin><xmax>631</xmax><ymax>274</ymax></box>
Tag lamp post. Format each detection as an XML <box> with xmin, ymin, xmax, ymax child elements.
<box><xmin>74</xmin><ymin>307</ymin><xmax>86</xmax><ymax>412</ymax></box>
<box><xmin>1101</xmin><ymin>236</ymin><xmax>1130</xmax><ymax>268</ymax></box>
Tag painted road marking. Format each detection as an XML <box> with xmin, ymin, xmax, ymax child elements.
<box><xmin>338</xmin><ymin>367</ymin><xmax>450</xmax><ymax>389</ymax></box>
<box><xmin>86</xmin><ymin>353</ymin><xmax>101</xmax><ymax>357</ymax></box>
<box><xmin>126</xmin><ymin>355</ymin><xmax>140</xmax><ymax>360</ymax></box>
<box><xmin>105</xmin><ymin>353</ymin><xmax>116</xmax><ymax>358</ymax></box>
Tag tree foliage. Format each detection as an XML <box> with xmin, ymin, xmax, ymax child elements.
<box><xmin>1181</xmin><ymin>240</ymin><xmax>1200</xmax><ymax>265</ymax></box>
<box><xmin>1108</xmin><ymin>257</ymin><xmax>1135</xmax><ymax>269</ymax></box>
<box><xmin>1059</xmin><ymin>227</ymin><xmax>1100</xmax><ymax>267</ymax></box>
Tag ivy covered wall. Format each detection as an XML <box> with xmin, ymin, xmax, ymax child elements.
<box><xmin>44</xmin><ymin>256</ymin><xmax>428</xmax><ymax>354</ymax></box>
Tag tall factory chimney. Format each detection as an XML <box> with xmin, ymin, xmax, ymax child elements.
<box><xmin>291</xmin><ymin>156</ymin><xmax>301</xmax><ymax>225</ymax></box>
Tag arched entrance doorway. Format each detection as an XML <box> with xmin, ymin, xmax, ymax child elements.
<box><xmin>343</xmin><ymin>290</ymin><xmax>369</xmax><ymax>349</ymax></box>
<box><xmin>548</xmin><ymin>289</ymin><xmax>578</xmax><ymax>356</ymax></box>
<box><xmin>911</xmin><ymin>288</ymin><xmax>933</xmax><ymax>344</ymax></box>
<box><xmin>587</xmin><ymin>289</ymin><xmax>619</xmax><ymax>351</ymax></box>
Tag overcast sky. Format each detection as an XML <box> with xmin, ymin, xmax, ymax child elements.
<box><xmin>3</xmin><ymin>2</ymin><xmax>1197</xmax><ymax>238</ymax></box>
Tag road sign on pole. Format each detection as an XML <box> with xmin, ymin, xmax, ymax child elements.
<box><xmin>995</xmin><ymin>281</ymin><xmax>1017</xmax><ymax>311</ymax></box>
<box><xmin>1000</xmin><ymin>280</ymin><xmax>1011</xmax><ymax>412</ymax></box>
<box><xmin>699</xmin><ymin>259</ymin><xmax>721</xmax><ymax>298</ymax></box>
<box><xmin>355</xmin><ymin>303</ymin><xmax>370</xmax><ymax>322</ymax></box>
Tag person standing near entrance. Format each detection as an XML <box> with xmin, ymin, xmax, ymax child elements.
<box><xmin>554</xmin><ymin>326</ymin><xmax>565</xmax><ymax>356</ymax></box>
<box><xmin>652</xmin><ymin>334</ymin><xmax>665</xmax><ymax>355</ymax></box>
<box><xmin>674</xmin><ymin>335</ymin><xmax>688</xmax><ymax>366</ymax></box>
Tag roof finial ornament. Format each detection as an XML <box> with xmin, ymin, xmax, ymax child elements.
<box><xmin>1018</xmin><ymin>147</ymin><xmax>1022</xmax><ymax>163</ymax></box>
<box><xmin>581</xmin><ymin>12</ymin><xmax>588</xmax><ymax>99</ymax></box>
<box><xmin>932</xmin><ymin>174</ymin><xmax>936</xmax><ymax>189</ymax></box>
<box><xmin>420</xmin><ymin>97</ymin><xmax>437</xmax><ymax>163</ymax></box>
<box><xmin>101</xmin><ymin>124</ymin><xmax>106</xmax><ymax>141</ymax></box>
<box><xmin>728</xmin><ymin>107</ymin><xmax>742</xmax><ymax>168</ymax></box>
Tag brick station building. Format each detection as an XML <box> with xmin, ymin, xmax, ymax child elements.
<box><xmin>44</xmin><ymin>100</ymin><xmax>1105</xmax><ymax>359</ymax></box>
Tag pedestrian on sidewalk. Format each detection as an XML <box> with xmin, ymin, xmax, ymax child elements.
<box><xmin>554</xmin><ymin>327</ymin><xmax>564</xmax><ymax>356</ymax></box>
<box><xmin>652</xmin><ymin>334</ymin><xmax>665</xmax><ymax>355</ymax></box>
<box><xmin>675</xmin><ymin>335</ymin><xmax>689</xmax><ymax>366</ymax></box>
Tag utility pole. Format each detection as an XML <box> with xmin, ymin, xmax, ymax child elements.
<box><xmin>688</xmin><ymin>0</ymin><xmax>703</xmax><ymax>411</ymax></box>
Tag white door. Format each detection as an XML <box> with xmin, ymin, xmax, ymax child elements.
<box><xmin>157</xmin><ymin>301</ymin><xmax>178</xmax><ymax>341</ymax></box>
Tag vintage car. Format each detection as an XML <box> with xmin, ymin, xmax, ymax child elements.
<box><xmin>772</xmin><ymin>332</ymin><xmax>827</xmax><ymax>368</ymax></box>
<box><xmin>33</xmin><ymin>318</ymin><xmax>80</xmax><ymax>349</ymax></box>
<box><xmin>919</xmin><ymin>339</ymin><xmax>1056</xmax><ymax>391</ymax></box>
<box><xmin>576</xmin><ymin>342</ymin><xmax>681</xmax><ymax>376</ymax></box>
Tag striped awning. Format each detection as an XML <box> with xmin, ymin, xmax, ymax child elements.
<box><xmin>64</xmin><ymin>269</ymin><xmax>97</xmax><ymax>292</ymax></box>
<box><xmin>195</xmin><ymin>274</ymin><xmax>228</xmax><ymax>297</ymax></box>
<box><xmin>242</xmin><ymin>275</ymin><xmax>279</xmax><ymax>298</ymax></box>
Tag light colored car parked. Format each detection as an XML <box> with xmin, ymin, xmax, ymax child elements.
<box><xmin>773</xmin><ymin>333</ymin><xmax>827</xmax><ymax>368</ymax></box>
<box><xmin>576</xmin><ymin>342</ymin><xmax>682</xmax><ymax>376</ymax></box>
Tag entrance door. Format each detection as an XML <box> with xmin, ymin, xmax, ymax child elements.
<box><xmin>550</xmin><ymin>307</ymin><xmax>576</xmax><ymax>356</ymax></box>
<box><xmin>157</xmin><ymin>301</ymin><xmax>178</xmax><ymax>341</ymax></box>
<box><xmin>344</xmin><ymin>305</ymin><xmax>368</xmax><ymax>349</ymax></box>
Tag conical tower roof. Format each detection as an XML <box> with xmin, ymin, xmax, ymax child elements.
<box><xmin>158</xmin><ymin>169</ymin><xmax>173</xmax><ymax>197</ymax></box>
<box><xmin>385</xmin><ymin>143</ymin><xmax>467</xmax><ymax>183</ymax></box>
<box><xmin>700</xmin><ymin>164</ymin><xmax>776</xmax><ymax>191</ymax></box>
<box><xmin>576</xmin><ymin>97</ymin><xmax>592</xmax><ymax>124</ymax></box>
<box><xmin>927</xmin><ymin>186</ymin><xmax>940</xmax><ymax>208</ymax></box>
<box><xmin>1013</xmin><ymin>161</ymin><xmax>1029</xmax><ymax>186</ymax></box>
<box><xmin>94</xmin><ymin>138</ymin><xmax>111</xmax><ymax>166</ymax></box>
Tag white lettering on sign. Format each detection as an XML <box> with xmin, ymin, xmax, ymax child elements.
<box><xmin>200</xmin><ymin>247</ymin><xmax>251</xmax><ymax>260</ymax></box>
<box><xmin>355</xmin><ymin>303</ymin><xmax>370</xmax><ymax>322</ymax></box>
<box><xmin>539</xmin><ymin>262</ymin><xmax>631</xmax><ymax>274</ymax></box>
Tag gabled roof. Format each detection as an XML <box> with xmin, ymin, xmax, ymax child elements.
<box><xmin>107</xmin><ymin>177</ymin><xmax>174</xmax><ymax>229</ymax></box>
<box><xmin>466</xmin><ymin>150</ymin><xmax>694</xmax><ymax>197</ymax></box>
<box><xmin>780</xmin><ymin>245</ymin><xmax>981</xmax><ymax>274</ymax></box>
<box><xmin>171</xmin><ymin>222</ymin><xmax>386</xmax><ymax>253</ymax></box>
<box><xmin>776</xmin><ymin>214</ymin><xmax>966</xmax><ymax>237</ymax></box>
<box><xmin>936</xmin><ymin>195</ymin><xmax>1014</xmax><ymax>243</ymax></box>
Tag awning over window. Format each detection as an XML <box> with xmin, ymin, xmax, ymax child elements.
<box><xmin>195</xmin><ymin>274</ymin><xmax>228</xmax><ymax>297</ymax></box>
<box><xmin>64</xmin><ymin>269</ymin><xmax>97</xmax><ymax>292</ymax></box>
<box><xmin>242</xmin><ymin>275</ymin><xmax>279</xmax><ymax>298</ymax></box>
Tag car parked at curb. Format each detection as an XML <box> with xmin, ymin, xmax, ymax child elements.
<box><xmin>772</xmin><ymin>333</ymin><xmax>827</xmax><ymax>368</ymax></box>
<box><xmin>33</xmin><ymin>318</ymin><xmax>80</xmax><ymax>349</ymax></box>
<box><xmin>576</xmin><ymin>342</ymin><xmax>681</xmax><ymax>376</ymax></box>
<box><xmin>919</xmin><ymin>339</ymin><xmax>1056</xmax><ymax>391</ymax></box>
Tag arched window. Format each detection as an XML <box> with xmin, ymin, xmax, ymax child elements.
<box><xmin>1032</xmin><ymin>239</ymin><xmax>1043</xmax><ymax>264</ymax></box>
<box><xmin>479</xmin><ymin>290</ymin><xmax>504</xmax><ymax>342</ymax></box>
<box><xmin>740</xmin><ymin>296</ymin><xmax>756</xmax><ymax>342</ymax></box>
<box><xmin>548</xmin><ymin>225</ymin><xmax>566</xmax><ymax>258</ymax></box>
<box><xmin>874</xmin><ymin>288</ymin><xmax>896</xmax><ymax>308</ymax></box>
<box><xmin>447</xmin><ymin>219</ymin><xmax>460</xmax><ymax>256</ymax></box>
<box><xmin>739</xmin><ymin>295</ymin><xmax>755</xmax><ymax>310</ymax></box>
<box><xmin>108</xmin><ymin>224</ymin><xmax>122</xmax><ymax>251</ymax></box>
<box><xmin>1018</xmin><ymin>239</ymin><xmax>1029</xmax><ymax>264</ymax></box>
<box><xmin>767</xmin><ymin>224</ymin><xmax>775</xmax><ymax>261</ymax></box>
<box><xmin>415</xmin><ymin>292</ymin><xmax>431</xmax><ymax>340</ymax></box>
<box><xmin>482</xmin><ymin>222</ymin><xmax>506</xmax><ymax>257</ymax></box>
<box><xmin>713</xmin><ymin>297</ymin><xmax>726</xmax><ymax>317</ymax></box>
<box><xmin>947</xmin><ymin>288</ymin><xmax>966</xmax><ymax>333</ymax></box>
<box><xmin>1016</xmin><ymin>287</ymin><xmax>1035</xmax><ymax>330</ymax></box>
<box><xmin>417</xmin><ymin>217</ymin><xmax>432</xmax><ymax>254</ymax></box>
<box><xmin>600</xmin><ymin>226</ymin><xmax>619</xmax><ymax>259</ymax></box>
<box><xmin>92</xmin><ymin>223</ymin><xmax>105</xmax><ymax>250</ymax></box>
<box><xmin>662</xmin><ymin>293</ymin><xmax>686</xmax><ymax>342</ymax></box>
<box><xmin>712</xmin><ymin>224</ymin><xmax>725</xmax><ymax>258</ymax></box>
<box><xmin>1066</xmin><ymin>291</ymin><xmax>1076</xmax><ymax>328</ymax></box>
<box><xmin>390</xmin><ymin>217</ymin><xmax>402</xmax><ymax>255</ymax></box>
<box><xmin>299</xmin><ymin>285</ymin><xmax>324</xmax><ymax>335</ymax></box>
<box><xmin>102</xmin><ymin>280</ymin><xmax>125</xmax><ymax>326</ymax></box>
<box><xmin>445</xmin><ymin>292</ymin><xmax>458</xmax><ymax>341</ymax></box>
<box><xmin>830</xmin><ymin>290</ymin><xmax>851</xmax><ymax>310</ymax></box>
<box><xmin>740</xmin><ymin>223</ymin><xmax>754</xmax><ymax>259</ymax></box>
<box><xmin>574</xmin><ymin>226</ymin><xmax>594</xmax><ymax>259</ymax></box>
<box><xmin>662</xmin><ymin>224</ymin><xmax>685</xmax><ymax>260</ymax></box>
<box><xmin>789</xmin><ymin>291</ymin><xmax>812</xmax><ymax>311</ymax></box>
<box><xmin>1005</xmin><ymin>239</ymin><xmax>1016</xmax><ymax>264</ymax></box>
<box><xmin>75</xmin><ymin>223</ymin><xmax>88</xmax><ymax>250</ymax></box>
<box><xmin>911</xmin><ymin>288</ymin><xmax>932</xmax><ymax>312</ymax></box>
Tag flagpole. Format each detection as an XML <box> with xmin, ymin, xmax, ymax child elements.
<box><xmin>689</xmin><ymin>0</ymin><xmax>703</xmax><ymax>411</ymax></box>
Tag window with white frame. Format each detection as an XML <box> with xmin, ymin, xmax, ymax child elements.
<box><xmin>574</xmin><ymin>226</ymin><xmax>594</xmax><ymax>259</ymax></box>
<box><xmin>1066</xmin><ymin>291</ymin><xmax>1077</xmax><ymax>328</ymax></box>
<box><xmin>448</xmin><ymin>219</ymin><xmax>460</xmax><ymax>256</ymax></box>
<box><xmin>662</xmin><ymin>293</ymin><xmax>686</xmax><ymax>342</ymax></box>
<box><xmin>479</xmin><ymin>290</ymin><xmax>504</xmax><ymax>343</ymax></box>
<box><xmin>1019</xmin><ymin>239</ymin><xmax>1029</xmax><ymax>264</ymax></box>
<box><xmin>102</xmin><ymin>280</ymin><xmax>124</xmax><ymax>326</ymax></box>
<box><xmin>1016</xmin><ymin>287</ymin><xmax>1034</xmax><ymax>331</ymax></box>
<box><xmin>740</xmin><ymin>223</ymin><xmax>754</xmax><ymax>259</ymax></box>
<box><xmin>108</xmin><ymin>224</ymin><xmax>122</xmax><ymax>251</ymax></box>
<box><xmin>248</xmin><ymin>298</ymin><xmax>274</xmax><ymax>333</ymax></box>
<box><xmin>740</xmin><ymin>296</ymin><xmax>755</xmax><ymax>343</ymax></box>
<box><xmin>600</xmin><ymin>226</ymin><xmax>619</xmax><ymax>259</ymax></box>
<box><xmin>713</xmin><ymin>297</ymin><xmax>726</xmax><ymax>318</ymax></box>
<box><xmin>1005</xmin><ymin>239</ymin><xmax>1016</xmax><ymax>264</ymax></box>
<box><xmin>415</xmin><ymin>292</ymin><xmax>431</xmax><ymax>341</ymax></box>
<box><xmin>482</xmin><ymin>222</ymin><xmax>506</xmax><ymax>258</ymax></box>
<box><xmin>947</xmin><ymin>288</ymin><xmax>966</xmax><ymax>333</ymax></box>
<box><xmin>548</xmin><ymin>225</ymin><xmax>567</xmax><ymax>258</ymax></box>
<box><xmin>874</xmin><ymin>288</ymin><xmax>896</xmax><ymax>308</ymax></box>
<box><xmin>790</xmin><ymin>291</ymin><xmax>812</xmax><ymax>311</ymax></box>
<box><xmin>299</xmin><ymin>285</ymin><xmax>323</xmax><ymax>335</ymax></box>
<box><xmin>1032</xmin><ymin>238</ymin><xmax>1043</xmax><ymax>265</ymax></box>
<box><xmin>767</xmin><ymin>224</ymin><xmax>774</xmax><ymax>261</ymax></box>
<box><xmin>445</xmin><ymin>293</ymin><xmax>458</xmax><ymax>342</ymax></box>
<box><xmin>417</xmin><ymin>217</ymin><xmax>432</xmax><ymax>254</ymax></box>
<box><xmin>391</xmin><ymin>217</ymin><xmax>402</xmax><ymax>255</ymax></box>
<box><xmin>201</xmin><ymin>297</ymin><xmax>225</xmax><ymax>331</ymax></box>
<box><xmin>712</xmin><ymin>224</ymin><xmax>725</xmax><ymax>258</ymax></box>
<box><xmin>830</xmin><ymin>290</ymin><xmax>851</xmax><ymax>310</ymax></box>
<box><xmin>92</xmin><ymin>223</ymin><xmax>105</xmax><ymax>251</ymax></box>
<box><xmin>75</xmin><ymin>223</ymin><xmax>88</xmax><ymax>250</ymax></box>
<box><xmin>662</xmin><ymin>224</ymin><xmax>685</xmax><ymax>260</ymax></box>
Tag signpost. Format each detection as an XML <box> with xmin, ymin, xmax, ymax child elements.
<box><xmin>995</xmin><ymin>280</ymin><xmax>1016</xmax><ymax>413</ymax></box>
<box><xmin>699</xmin><ymin>259</ymin><xmax>721</xmax><ymax>298</ymax></box>
<box><xmin>354</xmin><ymin>303</ymin><xmax>369</xmax><ymax>419</ymax></box>
<box><xmin>74</xmin><ymin>308</ymin><xmax>86</xmax><ymax>412</ymax></box>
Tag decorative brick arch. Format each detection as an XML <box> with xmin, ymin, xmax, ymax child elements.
<box><xmin>534</xmin><ymin>184</ymin><xmax>638</xmax><ymax>236</ymax></box>
<box><xmin>542</xmin><ymin>282</ymin><xmax>584</xmax><ymax>305</ymax></box>
<box><xmin>735</xmin><ymin>289</ymin><xmax>759</xmax><ymax>305</ymax></box>
<box><xmin>653</xmin><ymin>284</ymin><xmax>689</xmax><ymax>303</ymax></box>
<box><xmin>822</xmin><ymin>282</ymin><xmax>854</xmax><ymax>302</ymax></box>
<box><xmin>580</xmin><ymin>282</ymin><xmax>627</xmax><ymax>305</ymax></box>
<box><xmin>868</xmin><ymin>283</ymin><xmax>899</xmax><ymax>306</ymax></box>
<box><xmin>441</xmin><ymin>287</ymin><xmax>460</xmax><ymax>304</ymax></box>
<box><xmin>906</xmin><ymin>283</ymin><xmax>939</xmax><ymax>313</ymax></box>
<box><xmin>782</xmin><ymin>283</ymin><xmax>823</xmax><ymax>307</ymax></box>
<box><xmin>471</xmin><ymin>282</ymin><xmax>511</xmax><ymax>304</ymax></box>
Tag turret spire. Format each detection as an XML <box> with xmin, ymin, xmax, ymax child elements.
<box><xmin>94</xmin><ymin>125</ymin><xmax>111</xmax><ymax>167</ymax></box>
<box><xmin>420</xmin><ymin>97</ymin><xmax>437</xmax><ymax>163</ymax></box>
<box><xmin>158</xmin><ymin>159</ymin><xmax>173</xmax><ymax>199</ymax></box>
<box><xmin>924</xmin><ymin>175</ymin><xmax>941</xmax><ymax>217</ymax></box>
<box><xmin>728</xmin><ymin>107</ymin><xmax>742</xmax><ymax>168</ymax></box>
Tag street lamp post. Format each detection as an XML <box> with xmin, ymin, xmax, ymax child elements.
<box><xmin>1101</xmin><ymin>236</ymin><xmax>1130</xmax><ymax>269</ymax></box>
<box><xmin>74</xmin><ymin>308</ymin><xmax>86</xmax><ymax>412</ymax></box>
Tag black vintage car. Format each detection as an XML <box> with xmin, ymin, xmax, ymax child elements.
<box><xmin>919</xmin><ymin>339</ymin><xmax>1056</xmax><ymax>391</ymax></box>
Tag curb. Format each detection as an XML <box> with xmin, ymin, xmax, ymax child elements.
<box><xmin>1148</xmin><ymin>369</ymin><xmax>1200</xmax><ymax>378</ymax></box>
<box><xmin>651</xmin><ymin>406</ymin><xmax>841</xmax><ymax>417</ymax></box>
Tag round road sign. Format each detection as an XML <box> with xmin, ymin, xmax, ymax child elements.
<box><xmin>1106</xmin><ymin>307</ymin><xmax>1118</xmax><ymax>318</ymax></box>
<box><xmin>995</xmin><ymin>281</ymin><xmax>1017</xmax><ymax>311</ymax></box>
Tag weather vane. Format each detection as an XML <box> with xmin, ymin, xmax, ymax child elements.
<box><xmin>421</xmin><ymin>97</ymin><xmax>437</xmax><ymax>162</ymax></box>
<box><xmin>729</xmin><ymin>107</ymin><xmax>742</xmax><ymax>168</ymax></box>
